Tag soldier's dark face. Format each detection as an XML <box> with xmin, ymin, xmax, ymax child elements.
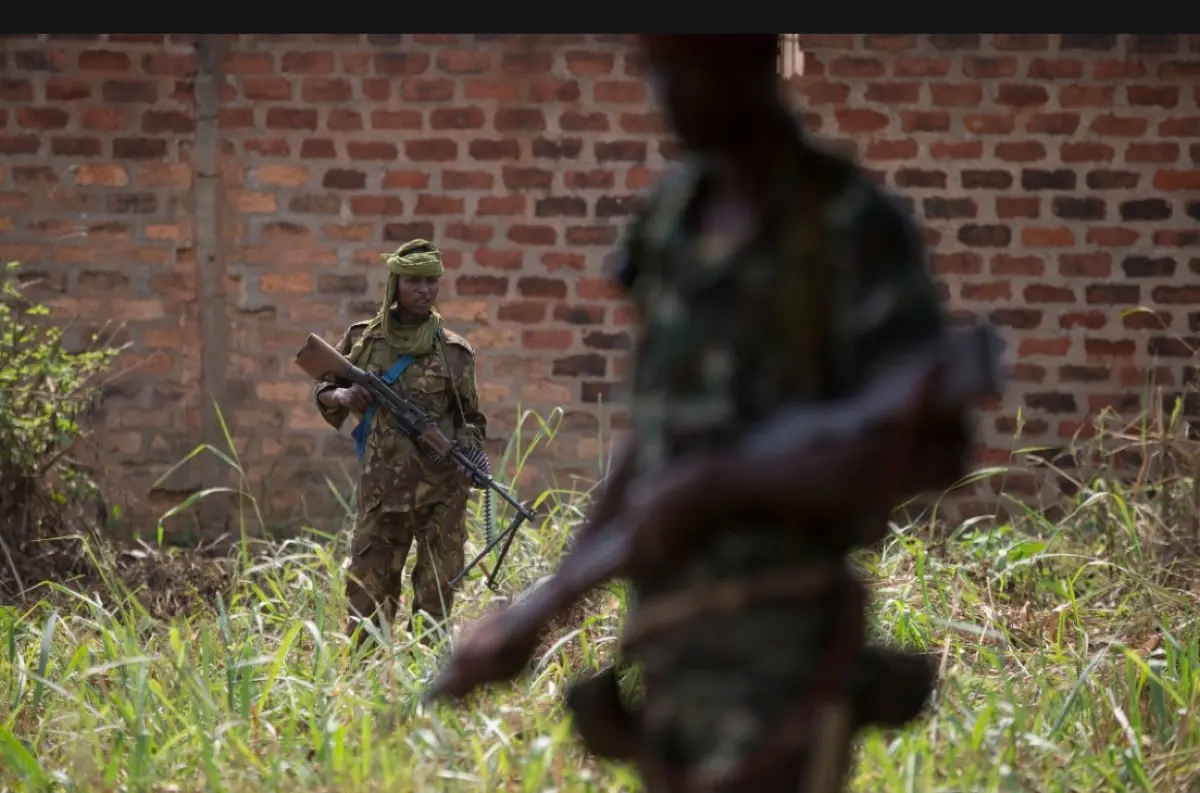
<box><xmin>647</xmin><ymin>56</ymin><xmax>780</xmax><ymax>153</ymax></box>
<box><xmin>397</xmin><ymin>275</ymin><xmax>439</xmax><ymax>318</ymax></box>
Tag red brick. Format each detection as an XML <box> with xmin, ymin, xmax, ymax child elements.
<box><xmin>508</xmin><ymin>225</ymin><xmax>558</xmax><ymax>246</ymax></box>
<box><xmin>901</xmin><ymin>112</ymin><xmax>951</xmax><ymax>133</ymax></box>
<box><xmin>1027</xmin><ymin>58</ymin><xmax>1083</xmax><ymax>79</ymax></box>
<box><xmin>930</xmin><ymin>83</ymin><xmax>982</xmax><ymax>107</ymax></box>
<box><xmin>1091</xmin><ymin>114</ymin><xmax>1150</xmax><ymax>137</ymax></box>
<box><xmin>283</xmin><ymin>51</ymin><xmax>335</xmax><ymax>74</ymax></box>
<box><xmin>427</xmin><ymin>107</ymin><xmax>483</xmax><ymax>130</ymax></box>
<box><xmin>478</xmin><ymin>195</ymin><xmax>525</xmax><ymax>216</ymax></box>
<box><xmin>437</xmin><ymin>50</ymin><xmax>490</xmax><ymax>74</ymax></box>
<box><xmin>223</xmin><ymin>52</ymin><xmax>274</xmax><ymax>74</ymax></box>
<box><xmin>44</xmin><ymin>78</ymin><xmax>90</xmax><ymax>101</ymax></box>
<box><xmin>495</xmin><ymin>108</ymin><xmax>546</xmax><ymax>132</ymax></box>
<box><xmin>995</xmin><ymin>141</ymin><xmax>1045</xmax><ymax>163</ymax></box>
<box><xmin>302</xmin><ymin>78</ymin><xmax>351</xmax><ymax>102</ymax></box>
<box><xmin>1094</xmin><ymin>60</ymin><xmax>1147</xmax><ymax>79</ymax></box>
<box><xmin>445</xmin><ymin>222</ymin><xmax>493</xmax><ymax>243</ymax></box>
<box><xmin>1025</xmin><ymin>284</ymin><xmax>1076</xmax><ymax>303</ymax></box>
<box><xmin>530</xmin><ymin>78</ymin><xmax>582</xmax><ymax>103</ymax></box>
<box><xmin>929</xmin><ymin>141</ymin><xmax>982</xmax><ymax>160</ymax></box>
<box><xmin>442</xmin><ymin>170</ymin><xmax>493</xmax><ymax>190</ymax></box>
<box><xmin>326</xmin><ymin>109</ymin><xmax>363</xmax><ymax>132</ymax></box>
<box><xmin>141</xmin><ymin>53</ymin><xmax>196</xmax><ymax>77</ymax></box>
<box><xmin>464</xmin><ymin>78</ymin><xmax>520</xmax><ymax>101</ymax></box>
<box><xmin>382</xmin><ymin>170</ymin><xmax>430</xmax><ymax>190</ymax></box>
<box><xmin>1061</xmin><ymin>142</ymin><xmax>1114</xmax><ymax>163</ymax></box>
<box><xmin>475</xmin><ymin>249</ymin><xmax>523</xmax><ymax>270</ymax></box>
<box><xmin>52</xmin><ymin>137</ymin><xmax>101</xmax><ymax>157</ymax></box>
<box><xmin>1128</xmin><ymin>85</ymin><xmax>1180</xmax><ymax>108</ymax></box>
<box><xmin>997</xmin><ymin>197</ymin><xmax>1040</xmax><ymax>219</ymax></box>
<box><xmin>965</xmin><ymin>114</ymin><xmax>1016</xmax><ymax>135</ymax></box>
<box><xmin>401</xmin><ymin>78</ymin><xmax>455</xmax><ymax>102</ymax></box>
<box><xmin>219</xmin><ymin>108</ymin><xmax>255</xmax><ymax>129</ymax></box>
<box><xmin>375</xmin><ymin>52</ymin><xmax>430</xmax><ymax>75</ymax></box>
<box><xmin>415</xmin><ymin>194</ymin><xmax>464</xmax><ymax>214</ymax></box>
<box><xmin>142</xmin><ymin>110</ymin><xmax>194</xmax><ymax>135</ymax></box>
<box><xmin>566</xmin><ymin>50</ymin><xmax>615</xmax><ymax>76</ymax></box>
<box><xmin>595</xmin><ymin>81</ymin><xmax>646</xmax><ymax>103</ymax></box>
<box><xmin>266</xmin><ymin>108</ymin><xmax>318</xmax><ymax>130</ymax></box>
<box><xmin>1060</xmin><ymin>311</ymin><xmax>1109</xmax><ymax>330</ymax></box>
<box><xmin>406</xmin><ymin>139</ymin><xmax>458</xmax><ymax>162</ymax></box>
<box><xmin>102</xmin><ymin>80</ymin><xmax>157</xmax><ymax>103</ymax></box>
<box><xmin>16</xmin><ymin>107</ymin><xmax>69</xmax><ymax>130</ymax></box>
<box><xmin>1059</xmin><ymin>254</ymin><xmax>1112</xmax><ymax>278</ymax></box>
<box><xmin>502</xmin><ymin>52</ymin><xmax>552</xmax><ymax>74</ymax></box>
<box><xmin>79</xmin><ymin>49</ymin><xmax>131</xmax><ymax>72</ymax></box>
<box><xmin>577</xmin><ymin>278</ymin><xmax>622</xmax><ymax>300</ymax></box>
<box><xmin>242</xmin><ymin>77</ymin><xmax>292</xmax><ymax>101</ymax></box>
<box><xmin>1154</xmin><ymin>170</ymin><xmax>1200</xmax><ymax>190</ymax></box>
<box><xmin>82</xmin><ymin>107</ymin><xmax>122</xmax><ymax>131</ymax></box>
<box><xmin>1160</xmin><ymin>117</ymin><xmax>1200</xmax><ymax>137</ymax></box>
<box><xmin>1028</xmin><ymin>113</ymin><xmax>1080</xmax><ymax>135</ymax></box>
<box><xmin>371</xmin><ymin>109</ymin><xmax>422</xmax><ymax>130</ymax></box>
<box><xmin>830</xmin><ymin>56</ymin><xmax>884</xmax><ymax>78</ymax></box>
<box><xmin>895</xmin><ymin>57</ymin><xmax>950</xmax><ymax>77</ymax></box>
<box><xmin>991</xmin><ymin>255</ymin><xmax>1044</xmax><ymax>276</ymax></box>
<box><xmin>1022</xmin><ymin>227</ymin><xmax>1075</xmax><ymax>247</ymax></box>
<box><xmin>1087</xmin><ymin>227</ymin><xmax>1140</xmax><ymax>247</ymax></box>
<box><xmin>1059</xmin><ymin>85</ymin><xmax>1115</xmax><ymax>108</ymax></box>
<box><xmin>1126</xmin><ymin>143</ymin><xmax>1179</xmax><ymax>164</ymax></box>
<box><xmin>866</xmin><ymin>83</ymin><xmax>922</xmax><ymax>104</ymax></box>
<box><xmin>964</xmin><ymin>56</ymin><xmax>1017</xmax><ymax>78</ymax></box>
<box><xmin>299</xmin><ymin>139</ymin><xmax>337</xmax><ymax>159</ymax></box>
<box><xmin>836</xmin><ymin>109</ymin><xmax>889</xmax><ymax>134</ymax></box>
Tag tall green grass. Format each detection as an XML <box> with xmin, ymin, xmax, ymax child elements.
<box><xmin>2</xmin><ymin>400</ymin><xmax>1200</xmax><ymax>792</ymax></box>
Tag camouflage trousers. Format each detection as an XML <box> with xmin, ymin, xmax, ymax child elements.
<box><xmin>345</xmin><ymin>490</ymin><xmax>468</xmax><ymax>645</ymax></box>
<box><xmin>569</xmin><ymin>568</ymin><xmax>935</xmax><ymax>792</ymax></box>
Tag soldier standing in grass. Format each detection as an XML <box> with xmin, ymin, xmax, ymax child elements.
<box><xmin>431</xmin><ymin>34</ymin><xmax>984</xmax><ymax>792</ymax></box>
<box><xmin>312</xmin><ymin>239</ymin><xmax>487</xmax><ymax>646</ymax></box>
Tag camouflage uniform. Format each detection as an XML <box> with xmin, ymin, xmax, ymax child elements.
<box><xmin>611</xmin><ymin>126</ymin><xmax>944</xmax><ymax>791</ymax></box>
<box><xmin>313</xmin><ymin>243</ymin><xmax>487</xmax><ymax>640</ymax></box>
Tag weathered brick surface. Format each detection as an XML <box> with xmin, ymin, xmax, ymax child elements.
<box><xmin>1</xmin><ymin>33</ymin><xmax>1197</xmax><ymax>529</ymax></box>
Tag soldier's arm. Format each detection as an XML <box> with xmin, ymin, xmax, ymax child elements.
<box><xmin>450</xmin><ymin>346</ymin><xmax>487</xmax><ymax>450</ymax></box>
<box><xmin>312</xmin><ymin>324</ymin><xmax>365</xmax><ymax>431</ymax></box>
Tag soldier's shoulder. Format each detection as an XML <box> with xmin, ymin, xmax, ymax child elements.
<box><xmin>804</xmin><ymin>145</ymin><xmax>921</xmax><ymax>255</ymax></box>
<box><xmin>642</xmin><ymin>158</ymin><xmax>704</xmax><ymax>219</ymax></box>
<box><xmin>612</xmin><ymin>158</ymin><xmax>705</xmax><ymax>290</ymax></box>
<box><xmin>343</xmin><ymin>318</ymin><xmax>377</xmax><ymax>342</ymax></box>
<box><xmin>439</xmin><ymin>327</ymin><xmax>475</xmax><ymax>356</ymax></box>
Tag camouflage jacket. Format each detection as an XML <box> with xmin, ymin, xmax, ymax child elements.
<box><xmin>313</xmin><ymin>320</ymin><xmax>487</xmax><ymax>515</ymax></box>
<box><xmin>616</xmin><ymin>130</ymin><xmax>947</xmax><ymax>598</ymax></box>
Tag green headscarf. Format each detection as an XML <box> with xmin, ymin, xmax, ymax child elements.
<box><xmin>347</xmin><ymin>239</ymin><xmax>445</xmax><ymax>365</ymax></box>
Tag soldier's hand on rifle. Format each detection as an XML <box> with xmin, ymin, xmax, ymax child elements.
<box><xmin>335</xmin><ymin>384</ymin><xmax>373</xmax><ymax>414</ymax></box>
<box><xmin>451</xmin><ymin>441</ymin><xmax>478</xmax><ymax>484</ymax></box>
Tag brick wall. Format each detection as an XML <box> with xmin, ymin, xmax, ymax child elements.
<box><xmin>0</xmin><ymin>33</ymin><xmax>1196</xmax><ymax>532</ymax></box>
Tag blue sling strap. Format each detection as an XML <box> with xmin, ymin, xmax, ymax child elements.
<box><xmin>350</xmin><ymin>354</ymin><xmax>414</xmax><ymax>462</ymax></box>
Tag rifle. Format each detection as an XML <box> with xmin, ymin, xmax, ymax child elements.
<box><xmin>425</xmin><ymin>322</ymin><xmax>1005</xmax><ymax>702</ymax></box>
<box><xmin>294</xmin><ymin>333</ymin><xmax>537</xmax><ymax>590</ymax></box>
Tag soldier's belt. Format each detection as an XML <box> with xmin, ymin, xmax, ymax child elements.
<box><xmin>621</xmin><ymin>564</ymin><xmax>845</xmax><ymax>651</ymax></box>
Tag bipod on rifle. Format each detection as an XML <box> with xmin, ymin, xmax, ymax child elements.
<box><xmin>449</xmin><ymin>500</ymin><xmax>537</xmax><ymax>591</ymax></box>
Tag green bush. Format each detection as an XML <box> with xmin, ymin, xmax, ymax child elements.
<box><xmin>0</xmin><ymin>261</ymin><xmax>121</xmax><ymax>594</ymax></box>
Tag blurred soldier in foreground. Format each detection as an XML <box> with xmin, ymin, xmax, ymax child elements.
<box><xmin>312</xmin><ymin>240</ymin><xmax>487</xmax><ymax>646</ymax></box>
<box><xmin>427</xmin><ymin>35</ymin><xmax>1001</xmax><ymax>792</ymax></box>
